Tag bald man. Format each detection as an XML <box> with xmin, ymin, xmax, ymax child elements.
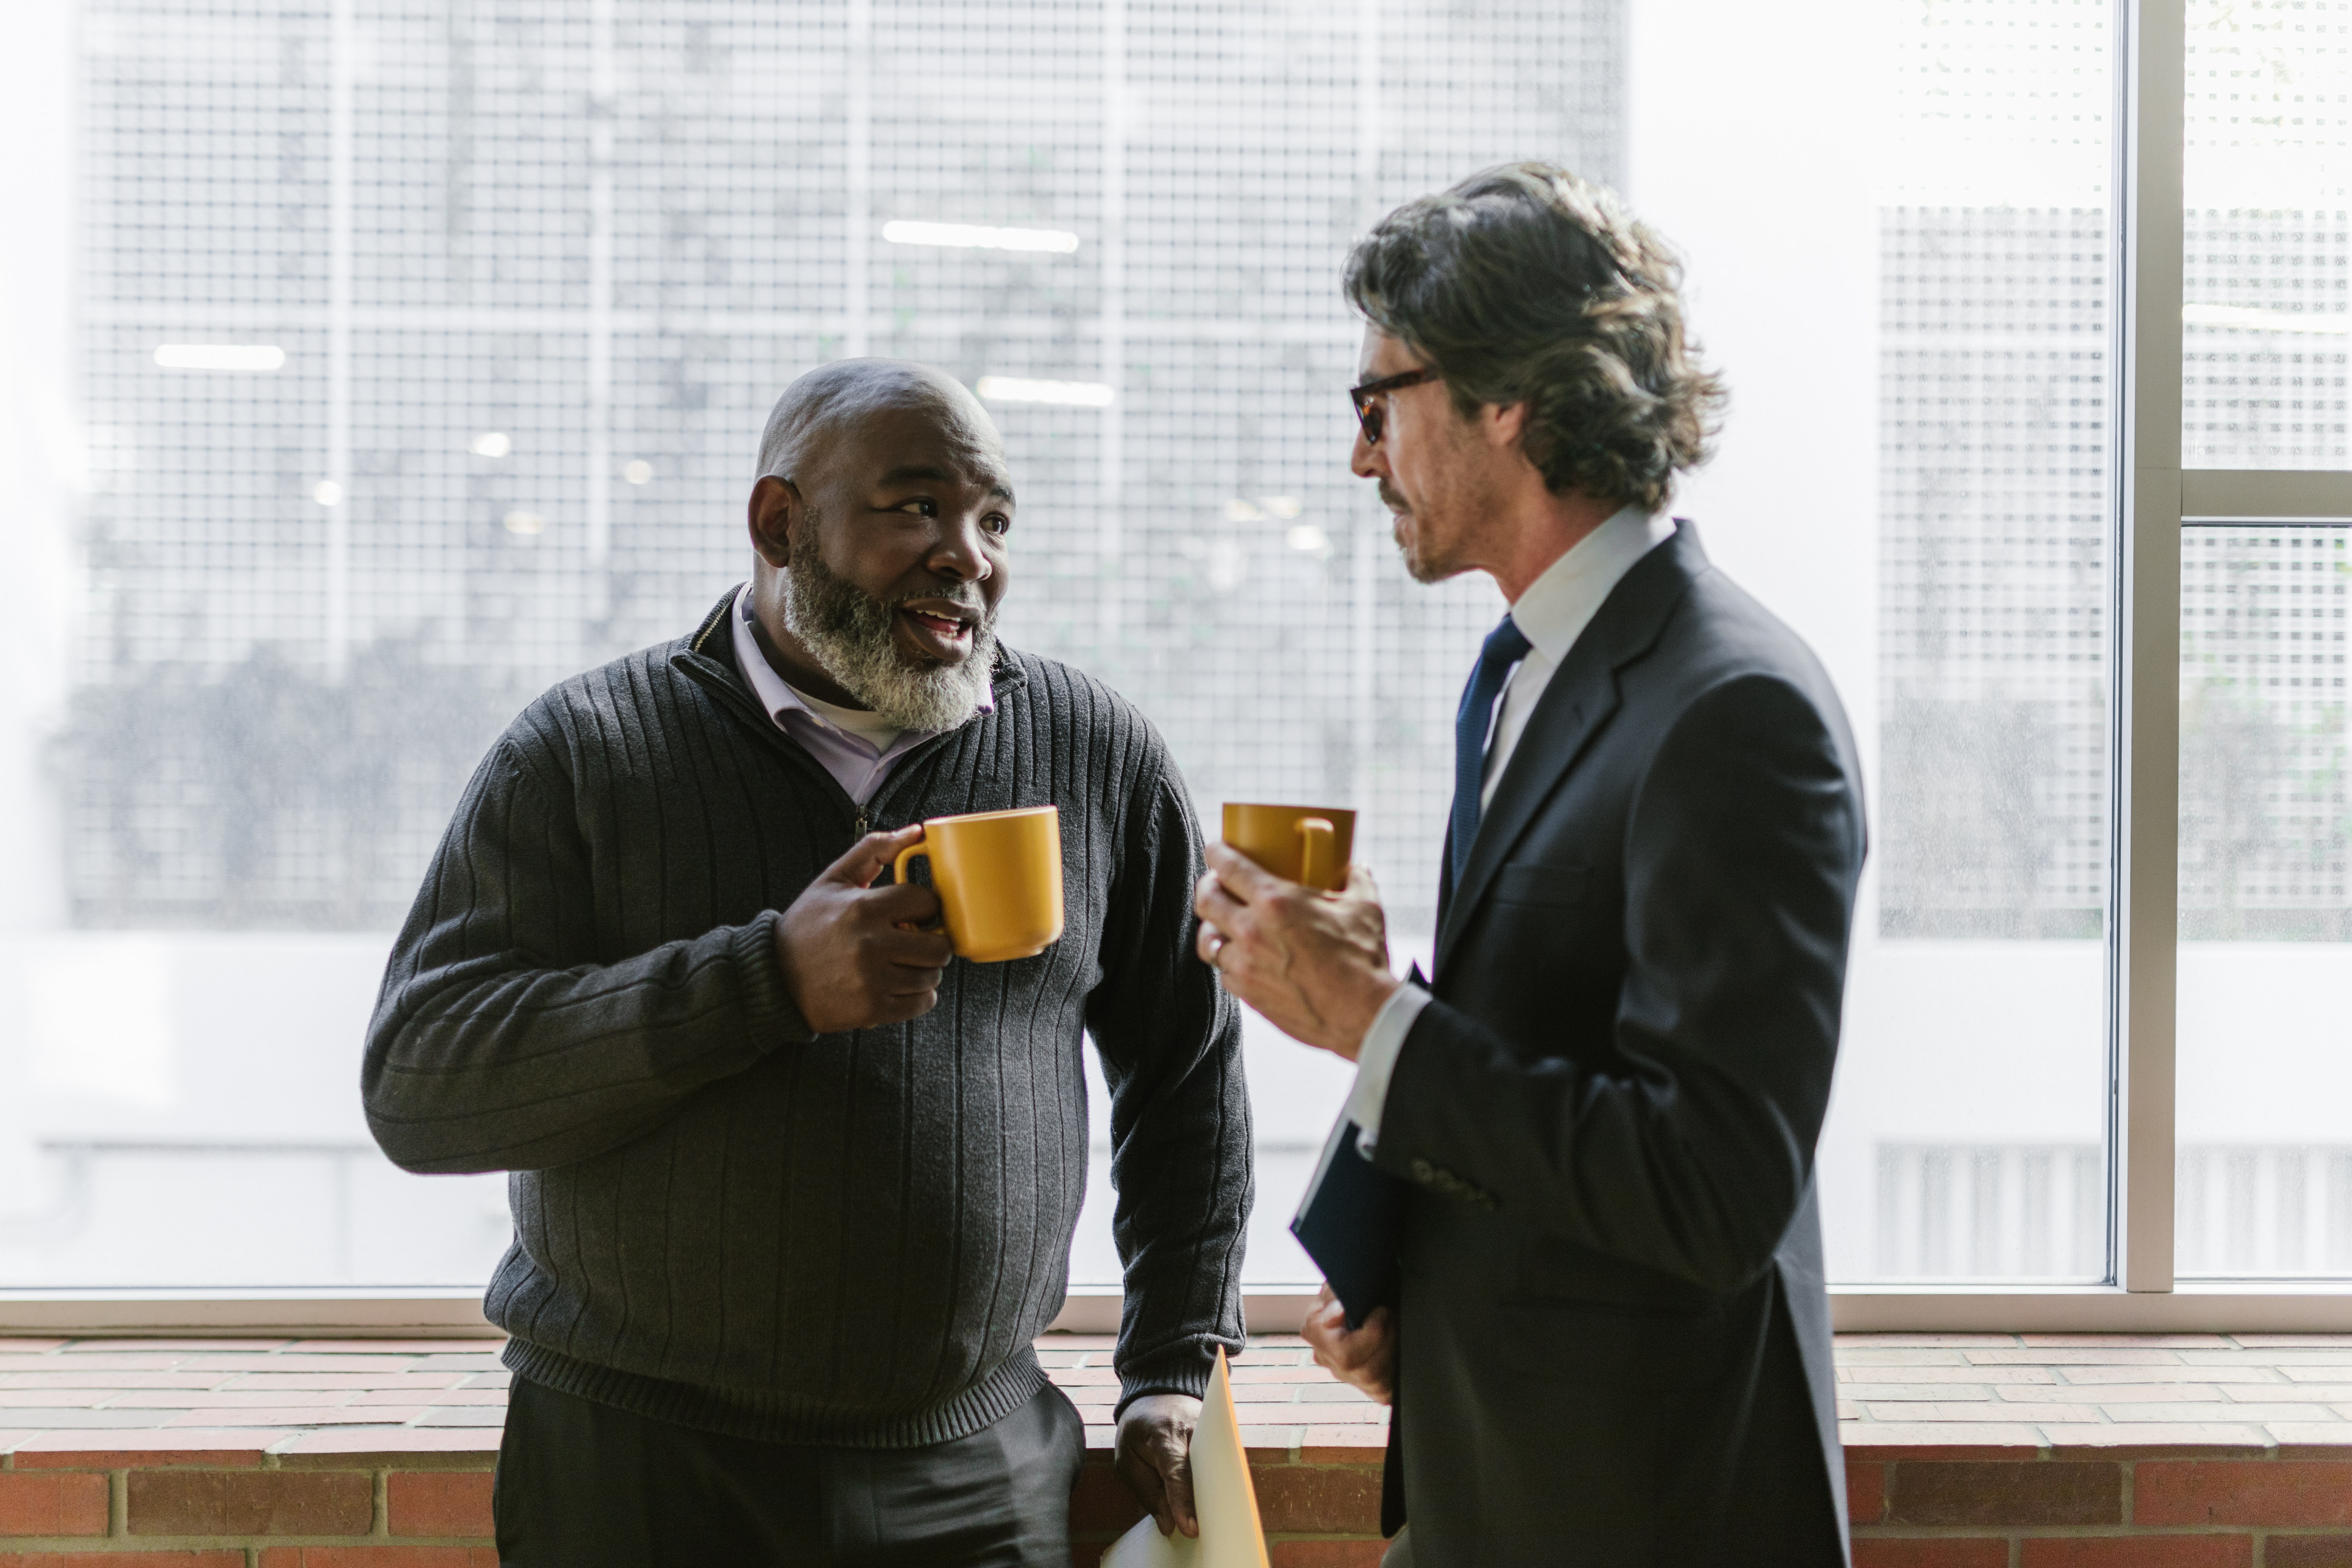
<box><xmin>364</xmin><ymin>361</ymin><xmax>1250</xmax><ymax>1566</ymax></box>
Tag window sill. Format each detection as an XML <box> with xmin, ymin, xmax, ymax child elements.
<box><xmin>0</xmin><ymin>1289</ymin><xmax>499</xmax><ymax>1337</ymax></box>
<box><xmin>5</xmin><ymin>1282</ymin><xmax>2351</xmax><ymax>1338</ymax></box>
<box><xmin>1832</xmin><ymin>1283</ymin><xmax>2352</xmax><ymax>1333</ymax></box>
<box><xmin>1059</xmin><ymin>1284</ymin><xmax>2352</xmax><ymax>1336</ymax></box>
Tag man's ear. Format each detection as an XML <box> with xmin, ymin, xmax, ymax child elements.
<box><xmin>747</xmin><ymin>475</ymin><xmax>802</xmax><ymax>569</ymax></box>
<box><xmin>1484</xmin><ymin>400</ymin><xmax>1530</xmax><ymax>452</ymax></box>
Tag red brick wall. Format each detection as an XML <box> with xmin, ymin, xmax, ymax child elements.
<box><xmin>1071</xmin><ymin>1450</ymin><xmax>1385</xmax><ymax>1565</ymax></box>
<box><xmin>0</xmin><ymin>1444</ymin><xmax>1386</xmax><ymax>1568</ymax></box>
<box><xmin>13</xmin><ymin>1442</ymin><xmax>2352</xmax><ymax>1565</ymax></box>
<box><xmin>1849</xmin><ymin>1450</ymin><xmax>2352</xmax><ymax>1566</ymax></box>
<box><xmin>0</xmin><ymin>1442</ymin><xmax>500</xmax><ymax>1567</ymax></box>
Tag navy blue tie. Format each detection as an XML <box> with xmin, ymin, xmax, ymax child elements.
<box><xmin>1450</xmin><ymin>613</ymin><xmax>1533</xmax><ymax>892</ymax></box>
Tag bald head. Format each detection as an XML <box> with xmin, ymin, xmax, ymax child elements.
<box><xmin>756</xmin><ymin>358</ymin><xmax>1002</xmax><ymax>484</ymax></box>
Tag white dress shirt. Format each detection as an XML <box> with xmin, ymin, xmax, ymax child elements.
<box><xmin>1344</xmin><ymin>504</ymin><xmax>1676</xmax><ymax>1147</ymax></box>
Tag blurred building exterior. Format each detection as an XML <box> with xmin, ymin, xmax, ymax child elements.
<box><xmin>61</xmin><ymin>0</ymin><xmax>1624</xmax><ymax>938</ymax></box>
<box><xmin>1879</xmin><ymin>204</ymin><xmax>2349</xmax><ymax>940</ymax></box>
<box><xmin>47</xmin><ymin>0</ymin><xmax>2352</xmax><ymax>1289</ymax></box>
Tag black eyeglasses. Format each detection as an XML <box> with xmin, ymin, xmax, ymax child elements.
<box><xmin>1348</xmin><ymin>368</ymin><xmax>1440</xmax><ymax>445</ymax></box>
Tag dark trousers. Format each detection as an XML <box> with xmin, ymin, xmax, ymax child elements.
<box><xmin>494</xmin><ymin>1377</ymin><xmax>1085</xmax><ymax>1568</ymax></box>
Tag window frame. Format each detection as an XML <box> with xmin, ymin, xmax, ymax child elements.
<box><xmin>10</xmin><ymin>0</ymin><xmax>2352</xmax><ymax>1339</ymax></box>
<box><xmin>1838</xmin><ymin>0</ymin><xmax>2352</xmax><ymax>1331</ymax></box>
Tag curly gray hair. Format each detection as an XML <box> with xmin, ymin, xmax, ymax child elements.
<box><xmin>1343</xmin><ymin>162</ymin><xmax>1725</xmax><ymax>512</ymax></box>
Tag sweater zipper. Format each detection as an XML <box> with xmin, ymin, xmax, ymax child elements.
<box><xmin>669</xmin><ymin>648</ymin><xmax>967</xmax><ymax>852</ymax></box>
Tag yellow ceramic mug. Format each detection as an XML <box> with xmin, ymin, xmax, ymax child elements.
<box><xmin>1222</xmin><ymin>803</ymin><xmax>1357</xmax><ymax>892</ymax></box>
<box><xmin>891</xmin><ymin>804</ymin><xmax>1065</xmax><ymax>963</ymax></box>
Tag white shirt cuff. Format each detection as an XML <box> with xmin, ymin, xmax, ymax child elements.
<box><xmin>1345</xmin><ymin>981</ymin><xmax>1432</xmax><ymax>1152</ymax></box>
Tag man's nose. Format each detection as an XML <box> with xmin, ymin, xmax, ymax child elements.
<box><xmin>927</xmin><ymin>514</ymin><xmax>994</xmax><ymax>582</ymax></box>
<box><xmin>1350</xmin><ymin>425</ymin><xmax>1384</xmax><ymax>480</ymax></box>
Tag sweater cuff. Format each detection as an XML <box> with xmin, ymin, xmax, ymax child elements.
<box><xmin>1112</xmin><ymin>1341</ymin><xmax>1220</xmax><ymax>1421</ymax></box>
<box><xmin>731</xmin><ymin>910</ymin><xmax>815</xmax><ymax>1049</ymax></box>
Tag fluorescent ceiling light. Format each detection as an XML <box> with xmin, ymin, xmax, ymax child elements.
<box><xmin>312</xmin><ymin>480</ymin><xmax>343</xmax><ymax>506</ymax></box>
<box><xmin>1224</xmin><ymin>496</ymin><xmax>1303</xmax><ymax>523</ymax></box>
<box><xmin>976</xmin><ymin>375</ymin><xmax>1114</xmax><ymax>408</ymax></box>
<box><xmin>503</xmin><ymin>510</ymin><xmax>546</xmax><ymax>535</ymax></box>
<box><xmin>155</xmin><ymin>344</ymin><xmax>285</xmax><ymax>371</ymax></box>
<box><xmin>1285</xmin><ymin>524</ymin><xmax>1329</xmax><ymax>554</ymax></box>
<box><xmin>623</xmin><ymin>460</ymin><xmax>653</xmax><ymax>484</ymax></box>
<box><xmin>470</xmin><ymin>431</ymin><xmax>512</xmax><ymax>457</ymax></box>
<box><xmin>2183</xmin><ymin>303</ymin><xmax>2352</xmax><ymax>335</ymax></box>
<box><xmin>883</xmin><ymin>220</ymin><xmax>1080</xmax><ymax>254</ymax></box>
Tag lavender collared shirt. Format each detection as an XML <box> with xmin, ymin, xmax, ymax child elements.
<box><xmin>727</xmin><ymin>583</ymin><xmax>994</xmax><ymax>806</ymax></box>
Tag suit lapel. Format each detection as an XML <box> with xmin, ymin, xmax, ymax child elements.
<box><xmin>1432</xmin><ymin>521</ymin><xmax>1708</xmax><ymax>979</ymax></box>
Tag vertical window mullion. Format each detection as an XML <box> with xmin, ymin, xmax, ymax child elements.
<box><xmin>2118</xmin><ymin>0</ymin><xmax>2186</xmax><ymax>1293</ymax></box>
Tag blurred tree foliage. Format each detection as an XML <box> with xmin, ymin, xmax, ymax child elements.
<box><xmin>49</xmin><ymin>640</ymin><xmax>522</xmax><ymax>930</ymax></box>
<box><xmin>1881</xmin><ymin>694</ymin><xmax>2104</xmax><ymax>939</ymax></box>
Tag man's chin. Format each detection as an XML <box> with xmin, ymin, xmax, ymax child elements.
<box><xmin>1394</xmin><ymin>516</ymin><xmax>1470</xmax><ymax>586</ymax></box>
<box><xmin>890</xmin><ymin>626</ymin><xmax>975</xmax><ymax>673</ymax></box>
<box><xmin>1395</xmin><ymin>531</ymin><xmax>1446</xmax><ymax>587</ymax></box>
<box><xmin>1391</xmin><ymin>514</ymin><xmax>1431</xmax><ymax>578</ymax></box>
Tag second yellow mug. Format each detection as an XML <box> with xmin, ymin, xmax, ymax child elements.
<box><xmin>892</xmin><ymin>804</ymin><xmax>1065</xmax><ymax>964</ymax></box>
<box><xmin>1222</xmin><ymin>802</ymin><xmax>1356</xmax><ymax>892</ymax></box>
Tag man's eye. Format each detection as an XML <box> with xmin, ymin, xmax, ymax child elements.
<box><xmin>894</xmin><ymin>499</ymin><xmax>935</xmax><ymax>516</ymax></box>
<box><xmin>984</xmin><ymin>514</ymin><xmax>1012</xmax><ymax>536</ymax></box>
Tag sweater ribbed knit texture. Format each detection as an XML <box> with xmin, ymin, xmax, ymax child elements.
<box><xmin>363</xmin><ymin>590</ymin><xmax>1251</xmax><ymax>1447</ymax></box>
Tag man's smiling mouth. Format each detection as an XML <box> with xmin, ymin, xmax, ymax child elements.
<box><xmin>898</xmin><ymin>603</ymin><xmax>977</xmax><ymax>659</ymax></box>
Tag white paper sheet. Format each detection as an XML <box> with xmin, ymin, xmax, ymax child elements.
<box><xmin>1099</xmin><ymin>1511</ymin><xmax>1191</xmax><ymax>1568</ymax></box>
<box><xmin>1098</xmin><ymin>1347</ymin><xmax>1269</xmax><ymax>1568</ymax></box>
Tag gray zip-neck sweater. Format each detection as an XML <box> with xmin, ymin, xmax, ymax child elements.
<box><xmin>363</xmin><ymin>590</ymin><xmax>1251</xmax><ymax>1446</ymax></box>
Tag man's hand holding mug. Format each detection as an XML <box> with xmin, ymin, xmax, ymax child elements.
<box><xmin>1193</xmin><ymin>803</ymin><xmax>1397</xmax><ymax>1062</ymax></box>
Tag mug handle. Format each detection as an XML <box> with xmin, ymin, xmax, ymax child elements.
<box><xmin>1295</xmin><ymin>817</ymin><xmax>1337</xmax><ymax>891</ymax></box>
<box><xmin>891</xmin><ymin>836</ymin><xmax>947</xmax><ymax>934</ymax></box>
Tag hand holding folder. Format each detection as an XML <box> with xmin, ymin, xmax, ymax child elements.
<box><xmin>1288</xmin><ymin>1113</ymin><xmax>1404</xmax><ymax>1328</ymax></box>
<box><xmin>1099</xmin><ymin>1348</ymin><xmax>1269</xmax><ymax>1568</ymax></box>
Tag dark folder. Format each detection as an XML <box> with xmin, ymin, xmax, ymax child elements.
<box><xmin>1289</xmin><ymin>1108</ymin><xmax>1405</xmax><ymax>1329</ymax></box>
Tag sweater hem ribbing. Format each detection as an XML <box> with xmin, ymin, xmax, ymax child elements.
<box><xmin>500</xmin><ymin>1338</ymin><xmax>1051</xmax><ymax>1449</ymax></box>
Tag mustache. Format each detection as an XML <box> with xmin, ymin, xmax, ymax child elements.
<box><xmin>1378</xmin><ymin>482</ymin><xmax>1410</xmax><ymax>515</ymax></box>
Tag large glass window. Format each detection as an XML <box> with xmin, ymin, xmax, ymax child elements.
<box><xmin>4</xmin><ymin>0</ymin><xmax>2331</xmax><ymax>1306</ymax></box>
<box><xmin>1645</xmin><ymin>0</ymin><xmax>2120</xmax><ymax>1282</ymax></box>
<box><xmin>2176</xmin><ymin>525</ymin><xmax>2352</xmax><ymax>1275</ymax></box>
<box><xmin>2183</xmin><ymin>0</ymin><xmax>2352</xmax><ymax>471</ymax></box>
<box><xmin>3</xmin><ymin>0</ymin><xmax>1619</xmax><ymax>1289</ymax></box>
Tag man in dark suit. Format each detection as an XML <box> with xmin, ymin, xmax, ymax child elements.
<box><xmin>1192</xmin><ymin>162</ymin><xmax>1866</xmax><ymax>1565</ymax></box>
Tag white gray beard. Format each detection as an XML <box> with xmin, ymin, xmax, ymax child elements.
<box><xmin>782</xmin><ymin>544</ymin><xmax>997</xmax><ymax>732</ymax></box>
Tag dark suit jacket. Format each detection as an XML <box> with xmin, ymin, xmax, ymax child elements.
<box><xmin>1369</xmin><ymin>521</ymin><xmax>1865</xmax><ymax>1565</ymax></box>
